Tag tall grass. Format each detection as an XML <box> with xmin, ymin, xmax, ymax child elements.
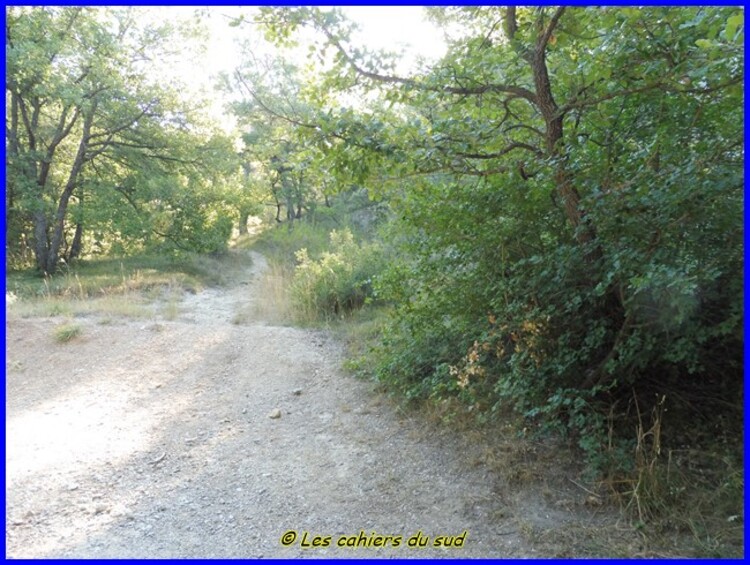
<box><xmin>8</xmin><ymin>254</ymin><xmax>207</xmax><ymax>300</ymax></box>
<box><xmin>252</xmin><ymin>221</ymin><xmax>333</xmax><ymax>267</ymax></box>
<box><xmin>252</xmin><ymin>261</ymin><xmax>295</xmax><ymax>325</ymax></box>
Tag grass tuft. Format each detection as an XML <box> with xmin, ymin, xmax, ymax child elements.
<box><xmin>53</xmin><ymin>322</ymin><xmax>82</xmax><ymax>343</ymax></box>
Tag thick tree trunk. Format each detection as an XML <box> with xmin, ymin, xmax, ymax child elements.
<box><xmin>6</xmin><ymin>185</ymin><xmax>16</xmax><ymax>254</ymax></box>
<box><xmin>7</xmin><ymin>95</ymin><xmax>20</xmax><ymax>253</ymax></box>
<box><xmin>525</xmin><ymin>11</ymin><xmax>626</xmax><ymax>390</ymax></box>
<box><xmin>531</xmin><ymin>45</ymin><xmax>592</xmax><ymax>245</ymax></box>
<box><xmin>47</xmin><ymin>185</ymin><xmax>76</xmax><ymax>272</ymax></box>
<box><xmin>65</xmin><ymin>180</ymin><xmax>85</xmax><ymax>262</ymax></box>
<box><xmin>16</xmin><ymin>90</ymin><xmax>81</xmax><ymax>273</ymax></box>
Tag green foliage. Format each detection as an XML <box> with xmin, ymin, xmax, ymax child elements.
<box><xmin>53</xmin><ymin>323</ymin><xmax>82</xmax><ymax>343</ymax></box>
<box><xmin>256</xmin><ymin>6</ymin><xmax>743</xmax><ymax>496</ymax></box>
<box><xmin>290</xmin><ymin>228</ymin><xmax>385</xmax><ymax>323</ymax></box>
<box><xmin>253</xmin><ymin>221</ymin><xmax>333</xmax><ymax>268</ymax></box>
<box><xmin>6</xmin><ymin>7</ymin><xmax>240</xmax><ymax>272</ymax></box>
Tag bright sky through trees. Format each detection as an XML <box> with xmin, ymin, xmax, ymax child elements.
<box><xmin>139</xmin><ymin>6</ymin><xmax>446</xmax><ymax>132</ymax></box>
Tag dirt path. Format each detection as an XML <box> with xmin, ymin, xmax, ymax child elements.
<box><xmin>6</xmin><ymin>251</ymin><xmax>629</xmax><ymax>558</ymax></box>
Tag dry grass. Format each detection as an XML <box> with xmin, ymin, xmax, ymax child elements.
<box><xmin>599</xmin><ymin>394</ymin><xmax>744</xmax><ymax>557</ymax></box>
<box><xmin>8</xmin><ymin>294</ymin><xmax>154</xmax><ymax>320</ymax></box>
<box><xmin>6</xmin><ymin>250</ymin><xmax>251</xmax><ymax>323</ymax></box>
<box><xmin>252</xmin><ymin>261</ymin><xmax>295</xmax><ymax>325</ymax></box>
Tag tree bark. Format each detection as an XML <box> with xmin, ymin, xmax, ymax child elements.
<box><xmin>68</xmin><ymin>185</ymin><xmax>84</xmax><ymax>261</ymax></box>
<box><xmin>238</xmin><ymin>209</ymin><xmax>250</xmax><ymax>235</ymax></box>
<box><xmin>69</xmin><ymin>223</ymin><xmax>83</xmax><ymax>261</ymax></box>
<box><xmin>524</xmin><ymin>9</ymin><xmax>626</xmax><ymax>389</ymax></box>
<box><xmin>33</xmin><ymin>210</ymin><xmax>49</xmax><ymax>272</ymax></box>
<box><xmin>45</xmin><ymin>101</ymin><xmax>97</xmax><ymax>273</ymax></box>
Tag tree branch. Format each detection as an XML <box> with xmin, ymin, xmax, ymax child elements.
<box><xmin>456</xmin><ymin>142</ymin><xmax>544</xmax><ymax>160</ymax></box>
<box><xmin>320</xmin><ymin>25</ymin><xmax>538</xmax><ymax>105</ymax></box>
<box><xmin>87</xmin><ymin>101</ymin><xmax>156</xmax><ymax>142</ymax></box>
<box><xmin>234</xmin><ymin>71</ymin><xmax>319</xmax><ymax>131</ymax></box>
<box><xmin>503</xmin><ymin>7</ymin><xmax>517</xmax><ymax>41</ymax></box>
<box><xmin>537</xmin><ymin>7</ymin><xmax>565</xmax><ymax>51</ymax></box>
<box><xmin>561</xmin><ymin>75</ymin><xmax>742</xmax><ymax>115</ymax></box>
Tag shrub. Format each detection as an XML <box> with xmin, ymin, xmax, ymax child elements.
<box><xmin>290</xmin><ymin>228</ymin><xmax>385</xmax><ymax>323</ymax></box>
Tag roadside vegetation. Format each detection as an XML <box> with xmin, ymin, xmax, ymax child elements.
<box><xmin>6</xmin><ymin>252</ymin><xmax>247</xmax><ymax>321</ymax></box>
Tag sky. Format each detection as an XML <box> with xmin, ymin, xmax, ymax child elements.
<box><xmin>142</xmin><ymin>6</ymin><xmax>447</xmax><ymax>132</ymax></box>
<box><xmin>199</xmin><ymin>6</ymin><xmax>446</xmax><ymax>75</ymax></box>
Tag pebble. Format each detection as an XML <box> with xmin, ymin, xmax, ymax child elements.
<box><xmin>92</xmin><ymin>503</ymin><xmax>109</xmax><ymax>515</ymax></box>
<box><xmin>268</xmin><ymin>408</ymin><xmax>282</xmax><ymax>419</ymax></box>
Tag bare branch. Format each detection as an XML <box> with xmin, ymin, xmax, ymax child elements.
<box><xmin>502</xmin><ymin>123</ymin><xmax>545</xmax><ymax>138</ymax></box>
<box><xmin>562</xmin><ymin>75</ymin><xmax>742</xmax><ymax>115</ymax></box>
<box><xmin>562</xmin><ymin>82</ymin><xmax>665</xmax><ymax>114</ymax></box>
<box><xmin>86</xmin><ymin>102</ymin><xmax>157</xmax><ymax>160</ymax></box>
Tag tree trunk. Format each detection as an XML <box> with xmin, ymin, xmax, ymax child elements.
<box><xmin>33</xmin><ymin>210</ymin><xmax>49</xmax><ymax>273</ymax></box>
<box><xmin>6</xmin><ymin>184</ymin><xmax>16</xmax><ymax>254</ymax></box>
<box><xmin>238</xmin><ymin>209</ymin><xmax>250</xmax><ymax>235</ymax></box>
<box><xmin>45</xmin><ymin>102</ymin><xmax>96</xmax><ymax>273</ymax></box>
<box><xmin>526</xmin><ymin>12</ymin><xmax>626</xmax><ymax>390</ymax></box>
<box><xmin>68</xmin><ymin>185</ymin><xmax>84</xmax><ymax>262</ymax></box>
<box><xmin>530</xmin><ymin>45</ymin><xmax>587</xmax><ymax>240</ymax></box>
<box><xmin>7</xmin><ymin>94</ymin><xmax>20</xmax><ymax>254</ymax></box>
<box><xmin>68</xmin><ymin>222</ymin><xmax>84</xmax><ymax>261</ymax></box>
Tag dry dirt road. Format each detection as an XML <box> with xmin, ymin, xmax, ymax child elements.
<box><xmin>6</xmin><ymin>250</ymin><xmax>630</xmax><ymax>558</ymax></box>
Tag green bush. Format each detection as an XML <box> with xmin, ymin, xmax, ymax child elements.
<box><xmin>366</xmin><ymin>142</ymin><xmax>742</xmax><ymax>473</ymax></box>
<box><xmin>290</xmin><ymin>228</ymin><xmax>385</xmax><ymax>323</ymax></box>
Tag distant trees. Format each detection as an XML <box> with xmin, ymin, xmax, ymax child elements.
<box><xmin>225</xmin><ymin>56</ymin><xmax>336</xmax><ymax>225</ymax></box>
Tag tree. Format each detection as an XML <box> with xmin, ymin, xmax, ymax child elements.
<box><xmin>226</xmin><ymin>55</ymin><xmax>334</xmax><ymax>225</ymax></box>
<box><xmin>6</xmin><ymin>7</ymin><xmax>237</xmax><ymax>271</ymax></box>
<box><xmin>255</xmin><ymin>7</ymin><xmax>744</xmax><ymax>450</ymax></box>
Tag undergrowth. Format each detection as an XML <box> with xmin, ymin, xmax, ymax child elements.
<box><xmin>251</xmin><ymin>201</ymin><xmax>389</xmax><ymax>326</ymax></box>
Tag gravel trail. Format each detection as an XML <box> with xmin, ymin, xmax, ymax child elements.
<box><xmin>6</xmin><ymin>251</ymin><xmax>620</xmax><ymax>558</ymax></box>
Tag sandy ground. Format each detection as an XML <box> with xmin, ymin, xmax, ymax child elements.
<box><xmin>5</xmin><ymin>250</ymin><xmax>633</xmax><ymax>558</ymax></box>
